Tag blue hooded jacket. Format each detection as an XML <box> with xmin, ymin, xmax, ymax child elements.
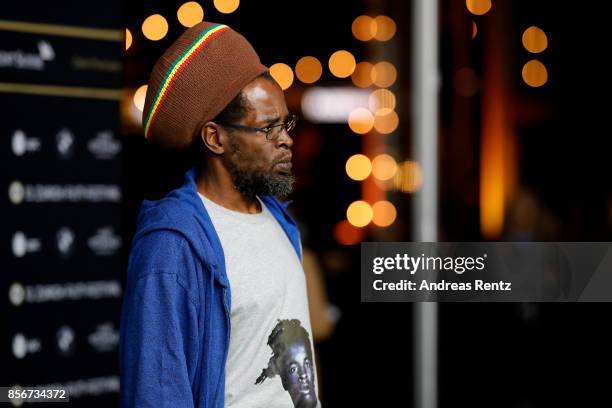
<box><xmin>119</xmin><ymin>167</ymin><xmax>302</xmax><ymax>408</ymax></box>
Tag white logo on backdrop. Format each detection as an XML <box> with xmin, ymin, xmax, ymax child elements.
<box><xmin>88</xmin><ymin>323</ymin><xmax>119</xmax><ymax>352</ymax></box>
<box><xmin>56</xmin><ymin>326</ymin><xmax>75</xmax><ymax>356</ymax></box>
<box><xmin>88</xmin><ymin>227</ymin><xmax>122</xmax><ymax>256</ymax></box>
<box><xmin>38</xmin><ymin>41</ymin><xmax>55</xmax><ymax>61</ymax></box>
<box><xmin>9</xmin><ymin>280</ymin><xmax>121</xmax><ymax>304</ymax></box>
<box><xmin>9</xmin><ymin>282</ymin><xmax>25</xmax><ymax>307</ymax></box>
<box><xmin>0</xmin><ymin>40</ymin><xmax>55</xmax><ymax>71</ymax></box>
<box><xmin>56</xmin><ymin>128</ymin><xmax>75</xmax><ymax>159</ymax></box>
<box><xmin>11</xmin><ymin>129</ymin><xmax>41</xmax><ymax>156</ymax></box>
<box><xmin>12</xmin><ymin>231</ymin><xmax>41</xmax><ymax>258</ymax></box>
<box><xmin>88</xmin><ymin>130</ymin><xmax>121</xmax><ymax>159</ymax></box>
<box><xmin>8</xmin><ymin>181</ymin><xmax>25</xmax><ymax>205</ymax></box>
<box><xmin>12</xmin><ymin>333</ymin><xmax>42</xmax><ymax>359</ymax></box>
<box><xmin>56</xmin><ymin>227</ymin><xmax>75</xmax><ymax>258</ymax></box>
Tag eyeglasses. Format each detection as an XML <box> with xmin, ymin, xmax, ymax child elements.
<box><xmin>217</xmin><ymin>114</ymin><xmax>298</xmax><ymax>141</ymax></box>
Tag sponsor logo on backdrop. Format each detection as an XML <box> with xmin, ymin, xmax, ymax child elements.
<box><xmin>8</xmin><ymin>181</ymin><xmax>25</xmax><ymax>205</ymax></box>
<box><xmin>12</xmin><ymin>333</ymin><xmax>42</xmax><ymax>359</ymax></box>
<box><xmin>72</xmin><ymin>56</ymin><xmax>121</xmax><ymax>73</ymax></box>
<box><xmin>9</xmin><ymin>282</ymin><xmax>25</xmax><ymax>307</ymax></box>
<box><xmin>88</xmin><ymin>323</ymin><xmax>119</xmax><ymax>352</ymax></box>
<box><xmin>88</xmin><ymin>130</ymin><xmax>121</xmax><ymax>159</ymax></box>
<box><xmin>12</xmin><ymin>231</ymin><xmax>41</xmax><ymax>258</ymax></box>
<box><xmin>0</xmin><ymin>40</ymin><xmax>55</xmax><ymax>71</ymax></box>
<box><xmin>56</xmin><ymin>325</ymin><xmax>76</xmax><ymax>356</ymax></box>
<box><xmin>56</xmin><ymin>128</ymin><xmax>75</xmax><ymax>159</ymax></box>
<box><xmin>8</xmin><ymin>181</ymin><xmax>121</xmax><ymax>204</ymax></box>
<box><xmin>40</xmin><ymin>376</ymin><xmax>119</xmax><ymax>398</ymax></box>
<box><xmin>88</xmin><ymin>227</ymin><xmax>121</xmax><ymax>256</ymax></box>
<box><xmin>56</xmin><ymin>227</ymin><xmax>75</xmax><ymax>258</ymax></box>
<box><xmin>11</xmin><ymin>129</ymin><xmax>41</xmax><ymax>156</ymax></box>
<box><xmin>9</xmin><ymin>280</ymin><xmax>121</xmax><ymax>304</ymax></box>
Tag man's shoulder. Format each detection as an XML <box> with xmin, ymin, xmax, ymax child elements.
<box><xmin>135</xmin><ymin>188</ymin><xmax>201</xmax><ymax>237</ymax></box>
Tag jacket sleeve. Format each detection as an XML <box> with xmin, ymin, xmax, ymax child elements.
<box><xmin>120</xmin><ymin>231</ymin><xmax>200</xmax><ymax>408</ymax></box>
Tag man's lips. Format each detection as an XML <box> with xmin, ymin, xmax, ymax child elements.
<box><xmin>275</xmin><ymin>162</ymin><xmax>292</xmax><ymax>171</ymax></box>
<box><xmin>274</xmin><ymin>155</ymin><xmax>292</xmax><ymax>171</ymax></box>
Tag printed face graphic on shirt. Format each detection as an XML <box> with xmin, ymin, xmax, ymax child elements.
<box><xmin>255</xmin><ymin>319</ymin><xmax>317</xmax><ymax>408</ymax></box>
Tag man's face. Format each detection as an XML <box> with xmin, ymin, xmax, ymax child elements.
<box><xmin>280</xmin><ymin>343</ymin><xmax>317</xmax><ymax>408</ymax></box>
<box><xmin>221</xmin><ymin>77</ymin><xmax>295</xmax><ymax>199</ymax></box>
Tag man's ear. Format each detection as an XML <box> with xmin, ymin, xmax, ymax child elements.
<box><xmin>201</xmin><ymin>122</ymin><xmax>225</xmax><ymax>155</ymax></box>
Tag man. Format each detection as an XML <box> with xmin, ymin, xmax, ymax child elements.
<box><xmin>255</xmin><ymin>319</ymin><xmax>318</xmax><ymax>408</ymax></box>
<box><xmin>120</xmin><ymin>22</ymin><xmax>320</xmax><ymax>407</ymax></box>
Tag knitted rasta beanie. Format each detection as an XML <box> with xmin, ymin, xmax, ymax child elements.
<box><xmin>142</xmin><ymin>22</ymin><xmax>268</xmax><ymax>148</ymax></box>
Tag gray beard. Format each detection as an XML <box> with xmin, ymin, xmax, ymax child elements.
<box><xmin>229</xmin><ymin>166</ymin><xmax>295</xmax><ymax>199</ymax></box>
<box><xmin>224</xmin><ymin>136</ymin><xmax>295</xmax><ymax>199</ymax></box>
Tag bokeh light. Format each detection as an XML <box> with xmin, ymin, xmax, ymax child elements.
<box><xmin>333</xmin><ymin>220</ymin><xmax>365</xmax><ymax>245</ymax></box>
<box><xmin>373</xmin><ymin>15</ymin><xmax>396</xmax><ymax>41</ymax></box>
<box><xmin>347</xmin><ymin>201</ymin><xmax>373</xmax><ymax>227</ymax></box>
<box><xmin>371</xmin><ymin>154</ymin><xmax>398</xmax><ymax>181</ymax></box>
<box><xmin>472</xmin><ymin>21</ymin><xmax>477</xmax><ymax>39</ymax></box>
<box><xmin>295</xmin><ymin>56</ymin><xmax>323</xmax><ymax>84</ymax></box>
<box><xmin>352</xmin><ymin>15</ymin><xmax>374</xmax><ymax>41</ymax></box>
<box><xmin>133</xmin><ymin>85</ymin><xmax>148</xmax><ymax>112</ymax></box>
<box><xmin>372</xmin><ymin>62</ymin><xmax>397</xmax><ymax>88</ymax></box>
<box><xmin>177</xmin><ymin>2</ymin><xmax>204</xmax><ymax>28</ymax></box>
<box><xmin>348</xmin><ymin>108</ymin><xmax>375</xmax><ymax>134</ymax></box>
<box><xmin>372</xmin><ymin>201</ymin><xmax>397</xmax><ymax>227</ymax></box>
<box><xmin>125</xmin><ymin>28</ymin><xmax>132</xmax><ymax>51</ymax></box>
<box><xmin>142</xmin><ymin>14</ymin><xmax>168</xmax><ymax>41</ymax></box>
<box><xmin>522</xmin><ymin>60</ymin><xmax>548</xmax><ymax>87</ymax></box>
<box><xmin>466</xmin><ymin>0</ymin><xmax>492</xmax><ymax>16</ymax></box>
<box><xmin>329</xmin><ymin>50</ymin><xmax>356</xmax><ymax>78</ymax></box>
<box><xmin>351</xmin><ymin>62</ymin><xmax>375</xmax><ymax>88</ymax></box>
<box><xmin>213</xmin><ymin>0</ymin><xmax>239</xmax><ymax>14</ymax></box>
<box><xmin>394</xmin><ymin>160</ymin><xmax>423</xmax><ymax>193</ymax></box>
<box><xmin>369</xmin><ymin>89</ymin><xmax>396</xmax><ymax>115</ymax></box>
<box><xmin>522</xmin><ymin>26</ymin><xmax>548</xmax><ymax>53</ymax></box>
<box><xmin>346</xmin><ymin>154</ymin><xmax>372</xmax><ymax>181</ymax></box>
<box><xmin>373</xmin><ymin>110</ymin><xmax>399</xmax><ymax>134</ymax></box>
<box><xmin>269</xmin><ymin>63</ymin><xmax>294</xmax><ymax>90</ymax></box>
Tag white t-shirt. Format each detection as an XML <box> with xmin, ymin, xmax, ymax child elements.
<box><xmin>199</xmin><ymin>194</ymin><xmax>320</xmax><ymax>408</ymax></box>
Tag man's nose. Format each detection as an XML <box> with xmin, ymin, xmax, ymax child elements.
<box><xmin>276</xmin><ymin>128</ymin><xmax>293</xmax><ymax>149</ymax></box>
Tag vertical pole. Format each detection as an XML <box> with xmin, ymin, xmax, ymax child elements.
<box><xmin>412</xmin><ymin>0</ymin><xmax>439</xmax><ymax>407</ymax></box>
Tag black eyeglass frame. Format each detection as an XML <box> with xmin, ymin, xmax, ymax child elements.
<box><xmin>216</xmin><ymin>114</ymin><xmax>298</xmax><ymax>141</ymax></box>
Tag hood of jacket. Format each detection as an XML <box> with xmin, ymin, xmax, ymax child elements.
<box><xmin>131</xmin><ymin>166</ymin><xmax>302</xmax><ymax>288</ymax></box>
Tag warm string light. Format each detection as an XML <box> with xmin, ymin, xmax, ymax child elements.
<box><xmin>521</xmin><ymin>27</ymin><xmax>548</xmax><ymax>87</ymax></box>
<box><xmin>142</xmin><ymin>14</ymin><xmax>168</xmax><ymax>41</ymax></box>
<box><xmin>177</xmin><ymin>2</ymin><xmax>204</xmax><ymax>28</ymax></box>
<box><xmin>352</xmin><ymin>15</ymin><xmax>396</xmax><ymax>42</ymax></box>
<box><xmin>345</xmin><ymin>154</ymin><xmax>372</xmax><ymax>181</ymax></box>
<box><xmin>466</xmin><ymin>0</ymin><xmax>492</xmax><ymax>16</ymax></box>
<box><xmin>342</xmin><ymin>14</ymin><xmax>401</xmax><ymax>236</ymax></box>
<box><xmin>295</xmin><ymin>56</ymin><xmax>322</xmax><ymax>84</ymax></box>
<box><xmin>133</xmin><ymin>85</ymin><xmax>148</xmax><ymax>111</ymax></box>
<box><xmin>213</xmin><ymin>0</ymin><xmax>239</xmax><ymax>14</ymax></box>
<box><xmin>329</xmin><ymin>50</ymin><xmax>356</xmax><ymax>78</ymax></box>
<box><xmin>125</xmin><ymin>28</ymin><xmax>132</xmax><ymax>51</ymax></box>
<box><xmin>269</xmin><ymin>63</ymin><xmax>294</xmax><ymax>90</ymax></box>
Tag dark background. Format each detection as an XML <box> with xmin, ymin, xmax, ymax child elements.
<box><xmin>2</xmin><ymin>0</ymin><xmax>611</xmax><ymax>406</ymax></box>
